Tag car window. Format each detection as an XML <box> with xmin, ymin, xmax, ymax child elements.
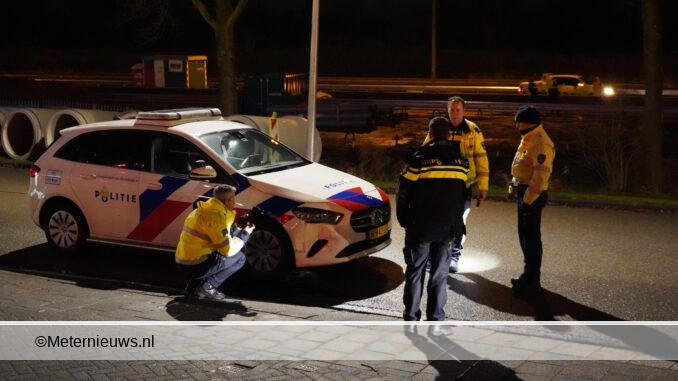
<box><xmin>54</xmin><ymin>129</ymin><xmax>237</xmax><ymax>186</ymax></box>
<box><xmin>55</xmin><ymin>130</ymin><xmax>150</xmax><ymax>170</ymax></box>
<box><xmin>556</xmin><ymin>77</ymin><xmax>575</xmax><ymax>86</ymax></box>
<box><xmin>148</xmin><ymin>132</ymin><xmax>237</xmax><ymax>186</ymax></box>
<box><xmin>200</xmin><ymin>128</ymin><xmax>309</xmax><ymax>175</ymax></box>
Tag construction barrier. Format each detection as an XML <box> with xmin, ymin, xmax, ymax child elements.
<box><xmin>225</xmin><ymin>114</ymin><xmax>322</xmax><ymax>162</ymax></box>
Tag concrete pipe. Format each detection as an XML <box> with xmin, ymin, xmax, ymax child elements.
<box><xmin>225</xmin><ymin>114</ymin><xmax>322</xmax><ymax>162</ymax></box>
<box><xmin>0</xmin><ymin>107</ymin><xmax>14</xmax><ymax>158</ymax></box>
<box><xmin>45</xmin><ymin>109</ymin><xmax>119</xmax><ymax>146</ymax></box>
<box><xmin>1</xmin><ymin>108</ymin><xmax>58</xmax><ymax>162</ymax></box>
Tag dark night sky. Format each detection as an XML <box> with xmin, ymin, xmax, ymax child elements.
<box><xmin>4</xmin><ymin>1</ymin><xmax>675</xmax><ymax>52</ymax></box>
<box><xmin>2</xmin><ymin>0</ymin><xmax>676</xmax><ymax>78</ymax></box>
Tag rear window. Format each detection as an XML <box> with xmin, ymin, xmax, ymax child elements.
<box><xmin>55</xmin><ymin>130</ymin><xmax>150</xmax><ymax>170</ymax></box>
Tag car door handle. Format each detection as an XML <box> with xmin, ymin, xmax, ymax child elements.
<box><xmin>145</xmin><ymin>182</ymin><xmax>163</xmax><ymax>190</ymax></box>
<box><xmin>79</xmin><ymin>173</ymin><xmax>97</xmax><ymax>180</ymax></box>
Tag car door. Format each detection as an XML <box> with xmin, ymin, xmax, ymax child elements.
<box><xmin>131</xmin><ymin>131</ymin><xmax>237</xmax><ymax>248</ymax></box>
<box><xmin>61</xmin><ymin>130</ymin><xmax>145</xmax><ymax>240</ymax></box>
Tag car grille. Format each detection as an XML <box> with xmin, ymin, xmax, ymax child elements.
<box><xmin>350</xmin><ymin>202</ymin><xmax>391</xmax><ymax>232</ymax></box>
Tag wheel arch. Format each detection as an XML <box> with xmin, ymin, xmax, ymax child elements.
<box><xmin>244</xmin><ymin>213</ymin><xmax>296</xmax><ymax>278</ymax></box>
<box><xmin>39</xmin><ymin>196</ymin><xmax>90</xmax><ymax>237</ymax></box>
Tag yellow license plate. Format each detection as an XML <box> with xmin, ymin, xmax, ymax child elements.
<box><xmin>368</xmin><ymin>224</ymin><xmax>389</xmax><ymax>240</ymax></box>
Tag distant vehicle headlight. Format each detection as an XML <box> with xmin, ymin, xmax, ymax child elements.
<box><xmin>603</xmin><ymin>86</ymin><xmax>615</xmax><ymax>96</ymax></box>
<box><xmin>292</xmin><ymin>207</ymin><xmax>343</xmax><ymax>224</ymax></box>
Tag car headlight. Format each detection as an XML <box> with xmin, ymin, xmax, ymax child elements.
<box><xmin>603</xmin><ymin>86</ymin><xmax>615</xmax><ymax>96</ymax></box>
<box><xmin>292</xmin><ymin>207</ymin><xmax>343</xmax><ymax>224</ymax></box>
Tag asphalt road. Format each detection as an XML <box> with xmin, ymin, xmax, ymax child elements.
<box><xmin>1</xmin><ymin>165</ymin><xmax>677</xmax><ymax>322</ymax></box>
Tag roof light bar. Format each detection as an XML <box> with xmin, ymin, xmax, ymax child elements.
<box><xmin>136</xmin><ymin>108</ymin><xmax>222</xmax><ymax>121</ymax></box>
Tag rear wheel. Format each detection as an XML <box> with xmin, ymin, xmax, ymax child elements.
<box><xmin>243</xmin><ymin>220</ymin><xmax>293</xmax><ymax>279</ymax></box>
<box><xmin>42</xmin><ymin>201</ymin><xmax>89</xmax><ymax>253</ymax></box>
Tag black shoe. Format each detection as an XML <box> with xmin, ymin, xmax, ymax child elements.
<box><xmin>511</xmin><ymin>276</ymin><xmax>541</xmax><ymax>295</ymax></box>
<box><xmin>196</xmin><ymin>281</ymin><xmax>226</xmax><ymax>300</ymax></box>
<box><xmin>449</xmin><ymin>258</ymin><xmax>459</xmax><ymax>273</ymax></box>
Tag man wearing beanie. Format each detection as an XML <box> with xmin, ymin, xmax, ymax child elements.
<box><xmin>508</xmin><ymin>105</ymin><xmax>555</xmax><ymax>294</ymax></box>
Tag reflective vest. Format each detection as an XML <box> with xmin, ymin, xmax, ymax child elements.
<box><xmin>175</xmin><ymin>198</ymin><xmax>244</xmax><ymax>264</ymax></box>
<box><xmin>511</xmin><ymin>124</ymin><xmax>555</xmax><ymax>205</ymax></box>
<box><xmin>424</xmin><ymin>119</ymin><xmax>489</xmax><ymax>190</ymax></box>
<box><xmin>397</xmin><ymin>139</ymin><xmax>469</xmax><ymax>240</ymax></box>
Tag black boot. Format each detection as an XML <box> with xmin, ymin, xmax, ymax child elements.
<box><xmin>511</xmin><ymin>275</ymin><xmax>541</xmax><ymax>296</ymax></box>
<box><xmin>196</xmin><ymin>281</ymin><xmax>226</xmax><ymax>300</ymax></box>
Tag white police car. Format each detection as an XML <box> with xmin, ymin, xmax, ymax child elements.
<box><xmin>28</xmin><ymin>108</ymin><xmax>391</xmax><ymax>277</ymax></box>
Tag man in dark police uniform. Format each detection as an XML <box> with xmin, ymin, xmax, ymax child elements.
<box><xmin>396</xmin><ymin>117</ymin><xmax>469</xmax><ymax>329</ymax></box>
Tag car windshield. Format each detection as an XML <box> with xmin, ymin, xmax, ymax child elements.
<box><xmin>199</xmin><ymin>128</ymin><xmax>310</xmax><ymax>175</ymax></box>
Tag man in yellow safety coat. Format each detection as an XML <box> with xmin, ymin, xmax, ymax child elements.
<box><xmin>175</xmin><ymin>184</ymin><xmax>255</xmax><ymax>300</ymax></box>
<box><xmin>508</xmin><ymin>105</ymin><xmax>555</xmax><ymax>294</ymax></box>
<box><xmin>423</xmin><ymin>96</ymin><xmax>490</xmax><ymax>273</ymax></box>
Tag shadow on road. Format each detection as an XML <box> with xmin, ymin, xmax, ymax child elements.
<box><xmin>165</xmin><ymin>297</ymin><xmax>258</xmax><ymax>321</ymax></box>
<box><xmin>449</xmin><ymin>273</ymin><xmax>622</xmax><ymax>321</ymax></box>
<box><xmin>449</xmin><ymin>273</ymin><xmax>678</xmax><ymax>359</ymax></box>
<box><xmin>402</xmin><ymin>325</ymin><xmax>522</xmax><ymax>380</ymax></box>
<box><xmin>0</xmin><ymin>242</ymin><xmax>404</xmax><ymax>310</ymax></box>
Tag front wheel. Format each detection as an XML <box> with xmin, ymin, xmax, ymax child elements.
<box><xmin>243</xmin><ymin>220</ymin><xmax>293</xmax><ymax>279</ymax></box>
<box><xmin>42</xmin><ymin>201</ymin><xmax>89</xmax><ymax>253</ymax></box>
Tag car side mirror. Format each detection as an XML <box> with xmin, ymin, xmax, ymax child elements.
<box><xmin>189</xmin><ymin>161</ymin><xmax>217</xmax><ymax>180</ymax></box>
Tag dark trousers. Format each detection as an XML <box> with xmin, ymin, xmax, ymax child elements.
<box><xmin>516</xmin><ymin>185</ymin><xmax>548</xmax><ymax>281</ymax></box>
<box><xmin>177</xmin><ymin>252</ymin><xmax>246</xmax><ymax>290</ymax></box>
<box><xmin>403</xmin><ymin>232</ymin><xmax>452</xmax><ymax>321</ymax></box>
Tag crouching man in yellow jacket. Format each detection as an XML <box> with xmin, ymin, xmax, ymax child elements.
<box><xmin>175</xmin><ymin>184</ymin><xmax>255</xmax><ymax>300</ymax></box>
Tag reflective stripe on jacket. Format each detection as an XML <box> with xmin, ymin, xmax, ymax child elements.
<box><xmin>175</xmin><ymin>197</ymin><xmax>244</xmax><ymax>264</ymax></box>
<box><xmin>396</xmin><ymin>139</ymin><xmax>469</xmax><ymax>241</ymax></box>
<box><xmin>423</xmin><ymin>119</ymin><xmax>489</xmax><ymax>190</ymax></box>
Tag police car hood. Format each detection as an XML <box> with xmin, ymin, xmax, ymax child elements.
<box><xmin>243</xmin><ymin>162</ymin><xmax>389</xmax><ymax>211</ymax></box>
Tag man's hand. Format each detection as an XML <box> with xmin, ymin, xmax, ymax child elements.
<box><xmin>244</xmin><ymin>223</ymin><xmax>256</xmax><ymax>235</ymax></box>
<box><xmin>478</xmin><ymin>189</ymin><xmax>488</xmax><ymax>201</ymax></box>
<box><xmin>506</xmin><ymin>185</ymin><xmax>516</xmax><ymax>201</ymax></box>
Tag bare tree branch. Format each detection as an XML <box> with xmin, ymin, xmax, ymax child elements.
<box><xmin>192</xmin><ymin>0</ymin><xmax>216</xmax><ymax>30</ymax></box>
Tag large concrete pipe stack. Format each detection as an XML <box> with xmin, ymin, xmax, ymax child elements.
<box><xmin>225</xmin><ymin>114</ymin><xmax>322</xmax><ymax>162</ymax></box>
<box><xmin>1</xmin><ymin>108</ymin><xmax>58</xmax><ymax>161</ymax></box>
<box><xmin>0</xmin><ymin>107</ymin><xmax>14</xmax><ymax>157</ymax></box>
<box><xmin>44</xmin><ymin>109</ymin><xmax>119</xmax><ymax>146</ymax></box>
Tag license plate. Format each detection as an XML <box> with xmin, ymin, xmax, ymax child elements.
<box><xmin>368</xmin><ymin>224</ymin><xmax>389</xmax><ymax>240</ymax></box>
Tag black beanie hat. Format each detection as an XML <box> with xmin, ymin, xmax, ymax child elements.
<box><xmin>427</xmin><ymin>116</ymin><xmax>451</xmax><ymax>139</ymax></box>
<box><xmin>515</xmin><ymin>105</ymin><xmax>541</xmax><ymax>125</ymax></box>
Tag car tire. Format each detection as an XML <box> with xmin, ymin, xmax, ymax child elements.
<box><xmin>42</xmin><ymin>201</ymin><xmax>89</xmax><ymax>253</ymax></box>
<box><xmin>243</xmin><ymin>219</ymin><xmax>294</xmax><ymax>279</ymax></box>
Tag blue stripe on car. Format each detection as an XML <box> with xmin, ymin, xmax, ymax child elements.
<box><xmin>329</xmin><ymin>189</ymin><xmax>384</xmax><ymax>207</ymax></box>
<box><xmin>138</xmin><ymin>176</ymin><xmax>189</xmax><ymax>220</ymax></box>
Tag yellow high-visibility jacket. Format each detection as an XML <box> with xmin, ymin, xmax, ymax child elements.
<box><xmin>511</xmin><ymin>124</ymin><xmax>556</xmax><ymax>205</ymax></box>
<box><xmin>175</xmin><ymin>198</ymin><xmax>244</xmax><ymax>264</ymax></box>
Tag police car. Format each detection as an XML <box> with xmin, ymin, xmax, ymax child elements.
<box><xmin>28</xmin><ymin>108</ymin><xmax>391</xmax><ymax>277</ymax></box>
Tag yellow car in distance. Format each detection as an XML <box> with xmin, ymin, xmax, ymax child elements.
<box><xmin>518</xmin><ymin>74</ymin><xmax>615</xmax><ymax>97</ymax></box>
